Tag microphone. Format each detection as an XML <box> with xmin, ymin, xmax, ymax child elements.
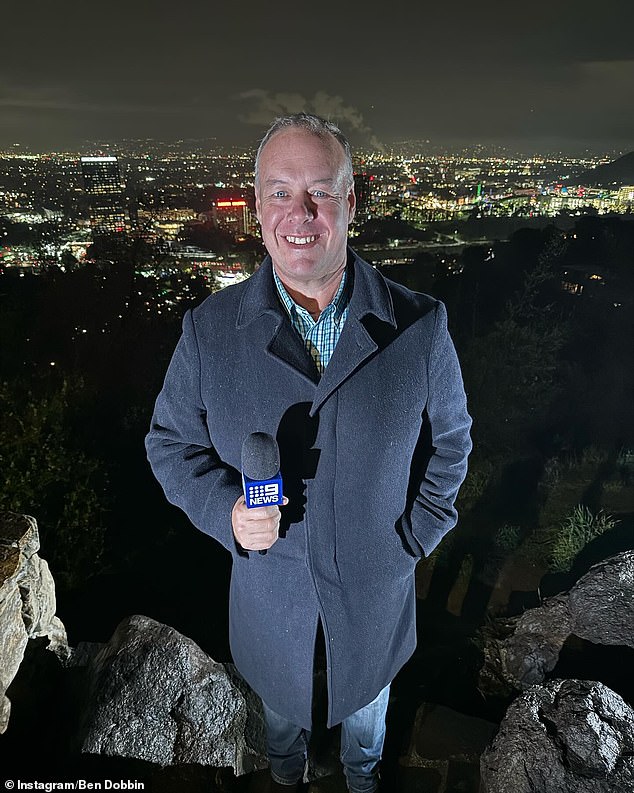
<box><xmin>241</xmin><ymin>432</ymin><xmax>284</xmax><ymax>507</ymax></box>
<box><xmin>241</xmin><ymin>432</ymin><xmax>284</xmax><ymax>554</ymax></box>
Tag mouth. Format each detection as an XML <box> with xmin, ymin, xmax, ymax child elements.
<box><xmin>283</xmin><ymin>235</ymin><xmax>319</xmax><ymax>246</ymax></box>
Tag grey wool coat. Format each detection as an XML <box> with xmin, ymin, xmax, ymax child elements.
<box><xmin>145</xmin><ymin>249</ymin><xmax>472</xmax><ymax>729</ymax></box>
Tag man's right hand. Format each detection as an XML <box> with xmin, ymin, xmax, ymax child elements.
<box><xmin>231</xmin><ymin>495</ymin><xmax>288</xmax><ymax>551</ymax></box>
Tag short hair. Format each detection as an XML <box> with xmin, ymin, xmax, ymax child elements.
<box><xmin>254</xmin><ymin>112</ymin><xmax>354</xmax><ymax>191</ymax></box>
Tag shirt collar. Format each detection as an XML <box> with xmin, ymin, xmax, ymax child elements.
<box><xmin>272</xmin><ymin>265</ymin><xmax>350</xmax><ymax>325</ymax></box>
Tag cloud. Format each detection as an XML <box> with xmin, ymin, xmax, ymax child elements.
<box><xmin>0</xmin><ymin>79</ymin><xmax>188</xmax><ymax>116</ymax></box>
<box><xmin>236</xmin><ymin>89</ymin><xmax>384</xmax><ymax>150</ymax></box>
<box><xmin>0</xmin><ymin>97</ymin><xmax>187</xmax><ymax>115</ymax></box>
<box><xmin>577</xmin><ymin>59</ymin><xmax>634</xmax><ymax>88</ymax></box>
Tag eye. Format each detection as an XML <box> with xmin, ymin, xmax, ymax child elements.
<box><xmin>312</xmin><ymin>190</ymin><xmax>327</xmax><ymax>198</ymax></box>
<box><xmin>273</xmin><ymin>190</ymin><xmax>287</xmax><ymax>198</ymax></box>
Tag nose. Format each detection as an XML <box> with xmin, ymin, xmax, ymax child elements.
<box><xmin>288</xmin><ymin>192</ymin><xmax>315</xmax><ymax>222</ymax></box>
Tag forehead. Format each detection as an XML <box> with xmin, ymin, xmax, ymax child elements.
<box><xmin>258</xmin><ymin>128</ymin><xmax>345</xmax><ymax>184</ymax></box>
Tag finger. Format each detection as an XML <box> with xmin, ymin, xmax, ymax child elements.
<box><xmin>241</xmin><ymin>538</ymin><xmax>277</xmax><ymax>551</ymax></box>
<box><xmin>238</xmin><ymin>513</ymin><xmax>280</xmax><ymax>535</ymax></box>
<box><xmin>239</xmin><ymin>510</ymin><xmax>281</xmax><ymax>529</ymax></box>
<box><xmin>240</xmin><ymin>530</ymin><xmax>276</xmax><ymax>545</ymax></box>
<box><xmin>238</xmin><ymin>527</ymin><xmax>279</xmax><ymax>550</ymax></box>
<box><xmin>243</xmin><ymin>504</ymin><xmax>281</xmax><ymax>518</ymax></box>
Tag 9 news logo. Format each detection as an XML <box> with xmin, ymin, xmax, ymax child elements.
<box><xmin>245</xmin><ymin>481</ymin><xmax>281</xmax><ymax>507</ymax></box>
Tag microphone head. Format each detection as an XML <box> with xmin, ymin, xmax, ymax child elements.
<box><xmin>241</xmin><ymin>432</ymin><xmax>280</xmax><ymax>481</ymax></box>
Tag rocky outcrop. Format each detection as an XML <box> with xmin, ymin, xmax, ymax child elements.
<box><xmin>478</xmin><ymin>551</ymin><xmax>634</xmax><ymax>697</ymax></box>
<box><xmin>0</xmin><ymin>511</ymin><xmax>69</xmax><ymax>733</ymax></box>
<box><xmin>69</xmin><ymin>614</ymin><xmax>268</xmax><ymax>776</ymax></box>
<box><xmin>3</xmin><ymin>510</ymin><xmax>631</xmax><ymax>793</ymax></box>
<box><xmin>480</xmin><ymin>679</ymin><xmax>634</xmax><ymax>793</ymax></box>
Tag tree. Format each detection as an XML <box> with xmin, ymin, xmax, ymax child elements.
<box><xmin>0</xmin><ymin>376</ymin><xmax>108</xmax><ymax>591</ymax></box>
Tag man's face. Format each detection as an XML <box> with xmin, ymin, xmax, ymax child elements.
<box><xmin>255</xmin><ymin>128</ymin><xmax>356</xmax><ymax>293</ymax></box>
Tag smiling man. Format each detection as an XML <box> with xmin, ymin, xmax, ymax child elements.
<box><xmin>146</xmin><ymin>114</ymin><xmax>472</xmax><ymax>793</ymax></box>
<box><xmin>253</xmin><ymin>122</ymin><xmax>355</xmax><ymax>321</ymax></box>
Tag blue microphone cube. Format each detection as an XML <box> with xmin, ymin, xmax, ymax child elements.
<box><xmin>242</xmin><ymin>472</ymin><xmax>284</xmax><ymax>508</ymax></box>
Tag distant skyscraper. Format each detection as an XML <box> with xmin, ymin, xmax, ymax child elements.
<box><xmin>353</xmin><ymin>172</ymin><xmax>371</xmax><ymax>222</ymax></box>
<box><xmin>80</xmin><ymin>156</ymin><xmax>129</xmax><ymax>238</ymax></box>
<box><xmin>211</xmin><ymin>197</ymin><xmax>252</xmax><ymax>235</ymax></box>
<box><xmin>200</xmin><ymin>187</ymin><xmax>256</xmax><ymax>236</ymax></box>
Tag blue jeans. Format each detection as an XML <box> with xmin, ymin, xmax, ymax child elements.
<box><xmin>262</xmin><ymin>685</ymin><xmax>390</xmax><ymax>793</ymax></box>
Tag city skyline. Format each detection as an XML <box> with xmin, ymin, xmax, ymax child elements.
<box><xmin>2</xmin><ymin>0</ymin><xmax>633</xmax><ymax>155</ymax></box>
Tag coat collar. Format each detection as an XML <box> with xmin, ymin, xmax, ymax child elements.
<box><xmin>236</xmin><ymin>254</ymin><xmax>283</xmax><ymax>328</ymax></box>
<box><xmin>236</xmin><ymin>248</ymin><xmax>396</xmax><ymax>328</ymax></box>
<box><xmin>236</xmin><ymin>248</ymin><xmax>398</xmax><ymax>408</ymax></box>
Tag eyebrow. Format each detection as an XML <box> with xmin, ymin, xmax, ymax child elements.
<box><xmin>263</xmin><ymin>177</ymin><xmax>336</xmax><ymax>187</ymax></box>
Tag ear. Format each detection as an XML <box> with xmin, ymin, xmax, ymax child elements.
<box><xmin>347</xmin><ymin>184</ymin><xmax>356</xmax><ymax>225</ymax></box>
<box><xmin>254</xmin><ymin>190</ymin><xmax>261</xmax><ymax>224</ymax></box>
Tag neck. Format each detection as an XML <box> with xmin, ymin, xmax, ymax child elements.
<box><xmin>276</xmin><ymin>264</ymin><xmax>346</xmax><ymax>321</ymax></box>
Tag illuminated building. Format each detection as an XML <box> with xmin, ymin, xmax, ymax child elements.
<box><xmin>213</xmin><ymin>198</ymin><xmax>250</xmax><ymax>235</ymax></box>
<box><xmin>198</xmin><ymin>195</ymin><xmax>255</xmax><ymax>236</ymax></box>
<box><xmin>353</xmin><ymin>173</ymin><xmax>371</xmax><ymax>221</ymax></box>
<box><xmin>617</xmin><ymin>185</ymin><xmax>634</xmax><ymax>210</ymax></box>
<box><xmin>80</xmin><ymin>156</ymin><xmax>129</xmax><ymax>238</ymax></box>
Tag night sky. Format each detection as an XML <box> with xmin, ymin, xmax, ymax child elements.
<box><xmin>2</xmin><ymin>0</ymin><xmax>633</xmax><ymax>153</ymax></box>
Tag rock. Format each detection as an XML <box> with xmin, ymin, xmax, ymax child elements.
<box><xmin>0</xmin><ymin>512</ymin><xmax>69</xmax><ymax>734</ymax></box>
<box><xmin>400</xmin><ymin>702</ymin><xmax>497</xmax><ymax>793</ymax></box>
<box><xmin>478</xmin><ymin>551</ymin><xmax>634</xmax><ymax>697</ymax></box>
<box><xmin>569</xmin><ymin>552</ymin><xmax>634</xmax><ymax>646</ymax></box>
<box><xmin>480</xmin><ymin>679</ymin><xmax>634</xmax><ymax>793</ymax></box>
<box><xmin>70</xmin><ymin>614</ymin><xmax>268</xmax><ymax>776</ymax></box>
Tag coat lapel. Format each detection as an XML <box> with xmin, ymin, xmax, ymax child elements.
<box><xmin>236</xmin><ymin>251</ymin><xmax>397</xmax><ymax>402</ymax></box>
<box><xmin>268</xmin><ymin>318</ymin><xmax>320</xmax><ymax>384</ymax></box>
<box><xmin>237</xmin><ymin>257</ymin><xmax>319</xmax><ymax>385</ymax></box>
<box><xmin>311</xmin><ymin>251</ymin><xmax>397</xmax><ymax>415</ymax></box>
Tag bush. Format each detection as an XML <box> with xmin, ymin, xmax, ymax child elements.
<box><xmin>456</xmin><ymin>458</ymin><xmax>495</xmax><ymax>512</ymax></box>
<box><xmin>0</xmin><ymin>376</ymin><xmax>108</xmax><ymax>590</ymax></box>
<box><xmin>494</xmin><ymin>523</ymin><xmax>522</xmax><ymax>554</ymax></box>
<box><xmin>549</xmin><ymin>505</ymin><xmax>617</xmax><ymax>573</ymax></box>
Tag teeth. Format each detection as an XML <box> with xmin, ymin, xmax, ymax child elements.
<box><xmin>285</xmin><ymin>235</ymin><xmax>316</xmax><ymax>245</ymax></box>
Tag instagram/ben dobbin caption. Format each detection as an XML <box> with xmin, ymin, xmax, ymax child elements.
<box><xmin>4</xmin><ymin>781</ymin><xmax>145</xmax><ymax>791</ymax></box>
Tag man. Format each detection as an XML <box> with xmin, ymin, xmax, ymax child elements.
<box><xmin>145</xmin><ymin>114</ymin><xmax>472</xmax><ymax>793</ymax></box>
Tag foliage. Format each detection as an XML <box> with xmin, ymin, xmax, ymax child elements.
<box><xmin>455</xmin><ymin>457</ymin><xmax>495</xmax><ymax>513</ymax></box>
<box><xmin>542</xmin><ymin>457</ymin><xmax>561</xmax><ymax>486</ymax></box>
<box><xmin>493</xmin><ymin>524</ymin><xmax>522</xmax><ymax>554</ymax></box>
<box><xmin>462</xmin><ymin>316</ymin><xmax>568</xmax><ymax>455</ymax></box>
<box><xmin>579</xmin><ymin>445</ymin><xmax>611</xmax><ymax>466</ymax></box>
<box><xmin>0</xmin><ymin>376</ymin><xmax>108</xmax><ymax>590</ymax></box>
<box><xmin>549</xmin><ymin>505</ymin><xmax>617</xmax><ymax>573</ymax></box>
<box><xmin>459</xmin><ymin>236</ymin><xmax>569</xmax><ymax>457</ymax></box>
